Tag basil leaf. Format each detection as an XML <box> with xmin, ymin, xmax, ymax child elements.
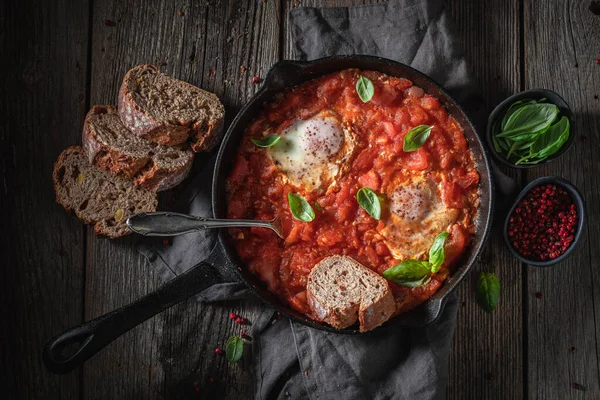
<box><xmin>356</xmin><ymin>76</ymin><xmax>374</xmax><ymax>102</ymax></box>
<box><xmin>226</xmin><ymin>336</ymin><xmax>244</xmax><ymax>364</ymax></box>
<box><xmin>314</xmin><ymin>202</ymin><xmax>323</xmax><ymax>212</ymax></box>
<box><xmin>429</xmin><ymin>232</ymin><xmax>450</xmax><ymax>272</ymax></box>
<box><xmin>394</xmin><ymin>275</ymin><xmax>432</xmax><ymax>288</ymax></box>
<box><xmin>496</xmin><ymin>136</ymin><xmax>510</xmax><ymax>152</ymax></box>
<box><xmin>491</xmin><ymin>126</ymin><xmax>503</xmax><ymax>153</ymax></box>
<box><xmin>356</xmin><ymin>188</ymin><xmax>381</xmax><ymax>220</ymax></box>
<box><xmin>476</xmin><ymin>272</ymin><xmax>500</xmax><ymax>313</ymax></box>
<box><xmin>499</xmin><ymin>103</ymin><xmax>559</xmax><ymax>137</ymax></box>
<box><xmin>500</xmin><ymin>99</ymin><xmax>537</xmax><ymax>131</ymax></box>
<box><xmin>288</xmin><ymin>193</ymin><xmax>315</xmax><ymax>222</ymax></box>
<box><xmin>251</xmin><ymin>135</ymin><xmax>281</xmax><ymax>148</ymax></box>
<box><xmin>403</xmin><ymin>125</ymin><xmax>433</xmax><ymax>152</ymax></box>
<box><xmin>383</xmin><ymin>259</ymin><xmax>432</xmax><ymax>285</ymax></box>
<box><xmin>531</xmin><ymin>116</ymin><xmax>570</xmax><ymax>159</ymax></box>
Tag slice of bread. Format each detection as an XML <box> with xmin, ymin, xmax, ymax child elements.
<box><xmin>82</xmin><ymin>105</ymin><xmax>194</xmax><ymax>192</ymax></box>
<box><xmin>53</xmin><ymin>146</ymin><xmax>158</xmax><ymax>238</ymax></box>
<box><xmin>118</xmin><ymin>64</ymin><xmax>225</xmax><ymax>152</ymax></box>
<box><xmin>307</xmin><ymin>256</ymin><xmax>396</xmax><ymax>332</ymax></box>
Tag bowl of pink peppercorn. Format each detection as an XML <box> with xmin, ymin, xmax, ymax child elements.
<box><xmin>504</xmin><ymin>176</ymin><xmax>585</xmax><ymax>266</ymax></box>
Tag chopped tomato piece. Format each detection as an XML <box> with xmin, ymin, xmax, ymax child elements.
<box><xmin>406</xmin><ymin>86</ymin><xmax>425</xmax><ymax>98</ymax></box>
<box><xmin>388</xmin><ymin>77</ymin><xmax>413</xmax><ymax>90</ymax></box>
<box><xmin>370</xmin><ymin>83</ymin><xmax>400</xmax><ymax>106</ymax></box>
<box><xmin>409</xmin><ymin>105</ymin><xmax>429</xmax><ymax>125</ymax></box>
<box><xmin>353</xmin><ymin>147</ymin><xmax>378</xmax><ymax>171</ymax></box>
<box><xmin>363</xmin><ymin>246</ymin><xmax>379</xmax><ymax>267</ymax></box>
<box><xmin>393</xmin><ymin>110</ymin><xmax>410</xmax><ymax>131</ymax></box>
<box><xmin>381</xmin><ymin>121</ymin><xmax>398</xmax><ymax>138</ymax></box>
<box><xmin>375</xmin><ymin>241</ymin><xmax>390</xmax><ymax>256</ymax></box>
<box><xmin>455</xmin><ymin>170</ymin><xmax>480</xmax><ymax>189</ymax></box>
<box><xmin>317</xmin><ymin>76</ymin><xmax>343</xmax><ymax>102</ymax></box>
<box><xmin>358</xmin><ymin>170</ymin><xmax>381</xmax><ymax>191</ymax></box>
<box><xmin>318</xmin><ymin>228</ymin><xmax>344</xmax><ymax>247</ymax></box>
<box><xmin>289</xmin><ymin>291</ymin><xmax>310</xmax><ymax>314</ymax></box>
<box><xmin>443</xmin><ymin>224</ymin><xmax>468</xmax><ymax>267</ymax></box>
<box><xmin>403</xmin><ymin>147</ymin><xmax>431</xmax><ymax>171</ymax></box>
<box><xmin>421</xmin><ymin>95</ymin><xmax>441</xmax><ymax>110</ymax></box>
<box><xmin>285</xmin><ymin>223</ymin><xmax>302</xmax><ymax>245</ymax></box>
<box><xmin>300</xmin><ymin>223</ymin><xmax>315</xmax><ymax>241</ymax></box>
<box><xmin>335</xmin><ymin>200</ymin><xmax>355</xmax><ymax>223</ymax></box>
<box><xmin>411</xmin><ymin>278</ymin><xmax>442</xmax><ymax>301</ymax></box>
<box><xmin>442</xmin><ymin>181</ymin><xmax>465</xmax><ymax>208</ymax></box>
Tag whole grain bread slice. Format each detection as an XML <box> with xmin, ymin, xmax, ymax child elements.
<box><xmin>118</xmin><ymin>64</ymin><xmax>225</xmax><ymax>152</ymax></box>
<box><xmin>53</xmin><ymin>146</ymin><xmax>158</xmax><ymax>238</ymax></box>
<box><xmin>83</xmin><ymin>105</ymin><xmax>194</xmax><ymax>192</ymax></box>
<box><xmin>307</xmin><ymin>256</ymin><xmax>396</xmax><ymax>332</ymax></box>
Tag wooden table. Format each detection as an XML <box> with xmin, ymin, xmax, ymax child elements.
<box><xmin>2</xmin><ymin>0</ymin><xmax>599</xmax><ymax>398</ymax></box>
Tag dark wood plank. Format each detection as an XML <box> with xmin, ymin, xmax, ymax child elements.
<box><xmin>85</xmin><ymin>1</ymin><xmax>280</xmax><ymax>399</ymax></box>
<box><xmin>446</xmin><ymin>1</ymin><xmax>524</xmax><ymax>399</ymax></box>
<box><xmin>0</xmin><ymin>0</ymin><xmax>90</xmax><ymax>398</ymax></box>
<box><xmin>524</xmin><ymin>1</ymin><xmax>600</xmax><ymax>397</ymax></box>
<box><xmin>160</xmin><ymin>2</ymin><xmax>282</xmax><ymax>399</ymax></box>
<box><xmin>84</xmin><ymin>1</ymin><xmax>209</xmax><ymax>398</ymax></box>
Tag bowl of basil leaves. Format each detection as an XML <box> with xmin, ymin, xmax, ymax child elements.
<box><xmin>486</xmin><ymin>89</ymin><xmax>575</xmax><ymax>168</ymax></box>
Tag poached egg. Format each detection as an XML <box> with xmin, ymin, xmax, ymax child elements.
<box><xmin>267</xmin><ymin>110</ymin><xmax>355</xmax><ymax>193</ymax></box>
<box><xmin>379</xmin><ymin>176</ymin><xmax>459</xmax><ymax>259</ymax></box>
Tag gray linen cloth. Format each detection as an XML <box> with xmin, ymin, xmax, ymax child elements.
<box><xmin>138</xmin><ymin>0</ymin><xmax>491</xmax><ymax>398</ymax></box>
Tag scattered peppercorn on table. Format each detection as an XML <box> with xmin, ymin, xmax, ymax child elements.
<box><xmin>3</xmin><ymin>0</ymin><xmax>599</xmax><ymax>399</ymax></box>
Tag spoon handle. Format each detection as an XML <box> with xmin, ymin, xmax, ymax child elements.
<box><xmin>126</xmin><ymin>212</ymin><xmax>277</xmax><ymax>237</ymax></box>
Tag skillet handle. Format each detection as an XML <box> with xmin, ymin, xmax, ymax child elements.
<box><xmin>42</xmin><ymin>262</ymin><xmax>221</xmax><ymax>374</ymax></box>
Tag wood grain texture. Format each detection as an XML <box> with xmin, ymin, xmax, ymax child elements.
<box><xmin>0</xmin><ymin>0</ymin><xmax>89</xmax><ymax>398</ymax></box>
<box><xmin>444</xmin><ymin>1</ymin><xmax>525</xmax><ymax>399</ymax></box>
<box><xmin>524</xmin><ymin>0</ymin><xmax>600</xmax><ymax>397</ymax></box>
<box><xmin>4</xmin><ymin>0</ymin><xmax>600</xmax><ymax>399</ymax></box>
<box><xmin>84</xmin><ymin>1</ymin><xmax>280</xmax><ymax>399</ymax></box>
<box><xmin>85</xmin><ymin>1</ymin><xmax>209</xmax><ymax>398</ymax></box>
<box><xmin>159</xmin><ymin>2</ymin><xmax>281</xmax><ymax>399</ymax></box>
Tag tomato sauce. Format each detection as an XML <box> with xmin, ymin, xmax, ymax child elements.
<box><xmin>226</xmin><ymin>69</ymin><xmax>480</xmax><ymax>317</ymax></box>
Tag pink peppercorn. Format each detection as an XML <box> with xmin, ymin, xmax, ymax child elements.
<box><xmin>507</xmin><ymin>184</ymin><xmax>577</xmax><ymax>260</ymax></box>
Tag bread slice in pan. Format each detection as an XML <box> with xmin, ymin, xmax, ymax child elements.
<box><xmin>53</xmin><ymin>146</ymin><xmax>158</xmax><ymax>238</ymax></box>
<box><xmin>307</xmin><ymin>256</ymin><xmax>396</xmax><ymax>332</ymax></box>
<box><xmin>82</xmin><ymin>105</ymin><xmax>194</xmax><ymax>192</ymax></box>
<box><xmin>118</xmin><ymin>64</ymin><xmax>225</xmax><ymax>152</ymax></box>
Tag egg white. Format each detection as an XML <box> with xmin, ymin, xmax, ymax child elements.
<box><xmin>267</xmin><ymin>110</ymin><xmax>355</xmax><ymax>193</ymax></box>
<box><xmin>378</xmin><ymin>176</ymin><xmax>459</xmax><ymax>259</ymax></box>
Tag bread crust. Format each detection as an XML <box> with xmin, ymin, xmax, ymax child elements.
<box><xmin>306</xmin><ymin>256</ymin><xmax>396</xmax><ymax>332</ymax></box>
<box><xmin>53</xmin><ymin>146</ymin><xmax>158</xmax><ymax>238</ymax></box>
<box><xmin>118</xmin><ymin>64</ymin><xmax>225</xmax><ymax>152</ymax></box>
<box><xmin>83</xmin><ymin>105</ymin><xmax>193</xmax><ymax>192</ymax></box>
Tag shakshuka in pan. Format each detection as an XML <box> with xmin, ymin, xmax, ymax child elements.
<box><xmin>226</xmin><ymin>69</ymin><xmax>480</xmax><ymax>325</ymax></box>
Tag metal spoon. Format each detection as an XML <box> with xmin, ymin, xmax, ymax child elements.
<box><xmin>126</xmin><ymin>212</ymin><xmax>284</xmax><ymax>239</ymax></box>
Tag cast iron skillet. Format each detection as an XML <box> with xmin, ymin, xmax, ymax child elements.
<box><xmin>43</xmin><ymin>55</ymin><xmax>494</xmax><ymax>374</ymax></box>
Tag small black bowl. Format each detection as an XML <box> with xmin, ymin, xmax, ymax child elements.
<box><xmin>503</xmin><ymin>176</ymin><xmax>585</xmax><ymax>267</ymax></box>
<box><xmin>486</xmin><ymin>89</ymin><xmax>575</xmax><ymax>169</ymax></box>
